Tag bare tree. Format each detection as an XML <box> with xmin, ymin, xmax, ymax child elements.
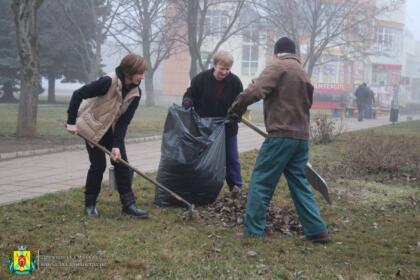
<box><xmin>111</xmin><ymin>0</ymin><xmax>182</xmax><ymax>106</ymax></box>
<box><xmin>12</xmin><ymin>0</ymin><xmax>43</xmax><ymax>137</ymax></box>
<box><xmin>174</xmin><ymin>0</ymin><xmax>256</xmax><ymax>79</ymax></box>
<box><xmin>56</xmin><ymin>0</ymin><xmax>118</xmax><ymax>82</ymax></box>
<box><xmin>256</xmin><ymin>0</ymin><xmax>404</xmax><ymax>77</ymax></box>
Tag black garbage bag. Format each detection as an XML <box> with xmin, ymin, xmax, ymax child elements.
<box><xmin>155</xmin><ymin>104</ymin><xmax>226</xmax><ymax>207</ymax></box>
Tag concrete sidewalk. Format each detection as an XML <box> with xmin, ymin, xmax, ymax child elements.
<box><xmin>0</xmin><ymin>114</ymin><xmax>417</xmax><ymax>206</ymax></box>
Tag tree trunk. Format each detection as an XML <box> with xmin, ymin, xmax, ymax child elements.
<box><xmin>88</xmin><ymin>21</ymin><xmax>102</xmax><ymax>81</ymax></box>
<box><xmin>47</xmin><ymin>67</ymin><xmax>56</xmax><ymax>103</ymax></box>
<box><xmin>189</xmin><ymin>52</ymin><xmax>200</xmax><ymax>79</ymax></box>
<box><xmin>144</xmin><ymin>71</ymin><xmax>155</xmax><ymax>107</ymax></box>
<box><xmin>12</xmin><ymin>0</ymin><xmax>43</xmax><ymax>138</ymax></box>
<box><xmin>87</xmin><ymin>56</ymin><xmax>99</xmax><ymax>82</ymax></box>
<box><xmin>142</xmin><ymin>45</ymin><xmax>155</xmax><ymax>106</ymax></box>
<box><xmin>187</xmin><ymin>0</ymin><xmax>199</xmax><ymax>79</ymax></box>
<box><xmin>140</xmin><ymin>1</ymin><xmax>155</xmax><ymax>107</ymax></box>
<box><xmin>307</xmin><ymin>59</ymin><xmax>315</xmax><ymax>79</ymax></box>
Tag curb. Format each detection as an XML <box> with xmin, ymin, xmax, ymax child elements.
<box><xmin>0</xmin><ymin>135</ymin><xmax>162</xmax><ymax>161</ymax></box>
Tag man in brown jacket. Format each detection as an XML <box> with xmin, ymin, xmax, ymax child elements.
<box><xmin>229</xmin><ymin>37</ymin><xmax>330</xmax><ymax>243</ymax></box>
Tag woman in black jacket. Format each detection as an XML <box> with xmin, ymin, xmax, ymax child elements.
<box><xmin>182</xmin><ymin>50</ymin><xmax>243</xmax><ymax>196</ymax></box>
<box><xmin>66</xmin><ymin>53</ymin><xmax>148</xmax><ymax>218</ymax></box>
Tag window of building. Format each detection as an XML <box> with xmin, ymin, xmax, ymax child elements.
<box><xmin>372</xmin><ymin>71</ymin><xmax>387</xmax><ymax>86</ymax></box>
<box><xmin>205</xmin><ymin>10</ymin><xmax>228</xmax><ymax>36</ymax></box>
<box><xmin>241</xmin><ymin>45</ymin><xmax>258</xmax><ymax>76</ymax></box>
<box><xmin>242</xmin><ymin>24</ymin><xmax>259</xmax><ymax>43</ymax></box>
<box><xmin>241</xmin><ymin>25</ymin><xmax>259</xmax><ymax>76</ymax></box>
<box><xmin>311</xmin><ymin>56</ymin><xmax>344</xmax><ymax>84</ymax></box>
<box><xmin>374</xmin><ymin>26</ymin><xmax>401</xmax><ymax>54</ymax></box>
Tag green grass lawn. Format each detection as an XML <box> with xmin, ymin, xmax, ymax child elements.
<box><xmin>0</xmin><ymin>104</ymin><xmax>169</xmax><ymax>139</ymax></box>
<box><xmin>246</xmin><ymin>104</ymin><xmax>335</xmax><ymax>125</ymax></box>
<box><xmin>0</xmin><ymin>103</ymin><xmax>326</xmax><ymax>140</ymax></box>
<box><xmin>0</xmin><ymin>120</ymin><xmax>419</xmax><ymax>279</ymax></box>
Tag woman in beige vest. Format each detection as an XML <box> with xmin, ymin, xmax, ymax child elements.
<box><xmin>66</xmin><ymin>53</ymin><xmax>148</xmax><ymax>218</ymax></box>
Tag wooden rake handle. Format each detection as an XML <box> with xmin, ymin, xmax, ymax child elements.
<box><xmin>76</xmin><ymin>132</ymin><xmax>193</xmax><ymax>209</ymax></box>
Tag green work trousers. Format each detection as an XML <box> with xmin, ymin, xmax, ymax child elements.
<box><xmin>244</xmin><ymin>137</ymin><xmax>327</xmax><ymax>237</ymax></box>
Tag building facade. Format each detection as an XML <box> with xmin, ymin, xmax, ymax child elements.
<box><xmin>401</xmin><ymin>31</ymin><xmax>420</xmax><ymax>103</ymax></box>
<box><xmin>160</xmin><ymin>2</ymin><xmax>269</xmax><ymax>102</ymax></box>
<box><xmin>159</xmin><ymin>0</ymin><xmax>416</xmax><ymax>110</ymax></box>
<box><xmin>367</xmin><ymin>0</ymin><xmax>406</xmax><ymax>107</ymax></box>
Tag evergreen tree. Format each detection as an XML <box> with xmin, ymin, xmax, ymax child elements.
<box><xmin>0</xmin><ymin>0</ymin><xmax>19</xmax><ymax>102</ymax></box>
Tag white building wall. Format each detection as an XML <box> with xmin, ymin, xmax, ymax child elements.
<box><xmin>199</xmin><ymin>1</ymin><xmax>268</xmax><ymax>88</ymax></box>
<box><xmin>201</xmin><ymin>31</ymin><xmax>268</xmax><ymax>88</ymax></box>
<box><xmin>402</xmin><ymin>32</ymin><xmax>420</xmax><ymax>102</ymax></box>
<box><xmin>367</xmin><ymin>0</ymin><xmax>407</xmax><ymax>106</ymax></box>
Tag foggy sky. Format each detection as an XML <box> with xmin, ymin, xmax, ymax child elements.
<box><xmin>406</xmin><ymin>0</ymin><xmax>420</xmax><ymax>40</ymax></box>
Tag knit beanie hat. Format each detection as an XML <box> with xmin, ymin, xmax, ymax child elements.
<box><xmin>274</xmin><ymin>37</ymin><xmax>296</xmax><ymax>54</ymax></box>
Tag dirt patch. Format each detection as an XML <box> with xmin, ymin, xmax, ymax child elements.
<box><xmin>0</xmin><ymin>136</ymin><xmax>82</xmax><ymax>154</ymax></box>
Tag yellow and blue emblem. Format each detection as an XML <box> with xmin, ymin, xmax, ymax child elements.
<box><xmin>8</xmin><ymin>246</ymin><xmax>36</xmax><ymax>275</ymax></box>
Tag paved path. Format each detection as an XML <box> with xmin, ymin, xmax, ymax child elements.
<box><xmin>0</xmin><ymin>114</ymin><xmax>417</xmax><ymax>206</ymax></box>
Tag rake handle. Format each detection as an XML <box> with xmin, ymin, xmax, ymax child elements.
<box><xmin>241</xmin><ymin>118</ymin><xmax>268</xmax><ymax>138</ymax></box>
<box><xmin>76</xmin><ymin>133</ymin><xmax>193</xmax><ymax>209</ymax></box>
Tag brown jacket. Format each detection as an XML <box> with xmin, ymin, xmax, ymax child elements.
<box><xmin>238</xmin><ymin>54</ymin><xmax>313</xmax><ymax>139</ymax></box>
<box><xmin>76</xmin><ymin>73</ymin><xmax>140</xmax><ymax>143</ymax></box>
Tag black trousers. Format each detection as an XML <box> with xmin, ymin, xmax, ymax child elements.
<box><xmin>85</xmin><ymin>128</ymin><xmax>133</xmax><ymax>197</ymax></box>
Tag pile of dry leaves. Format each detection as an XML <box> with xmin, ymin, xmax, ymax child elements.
<box><xmin>200</xmin><ymin>192</ymin><xmax>302</xmax><ymax>235</ymax></box>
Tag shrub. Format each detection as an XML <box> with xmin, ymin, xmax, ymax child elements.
<box><xmin>310</xmin><ymin>113</ymin><xmax>343</xmax><ymax>144</ymax></box>
<box><xmin>342</xmin><ymin>134</ymin><xmax>420</xmax><ymax>180</ymax></box>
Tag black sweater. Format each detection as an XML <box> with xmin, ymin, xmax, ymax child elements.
<box><xmin>67</xmin><ymin>67</ymin><xmax>141</xmax><ymax>148</ymax></box>
<box><xmin>183</xmin><ymin>69</ymin><xmax>243</xmax><ymax>136</ymax></box>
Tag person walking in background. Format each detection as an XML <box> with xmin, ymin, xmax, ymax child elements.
<box><xmin>182</xmin><ymin>50</ymin><xmax>244</xmax><ymax>196</ymax></box>
<box><xmin>229</xmin><ymin>37</ymin><xmax>330</xmax><ymax>243</ymax></box>
<box><xmin>66</xmin><ymin>53</ymin><xmax>149</xmax><ymax>218</ymax></box>
<box><xmin>354</xmin><ymin>82</ymin><xmax>370</xmax><ymax>121</ymax></box>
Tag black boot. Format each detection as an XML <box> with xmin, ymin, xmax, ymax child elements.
<box><xmin>85</xmin><ymin>194</ymin><xmax>99</xmax><ymax>217</ymax></box>
<box><xmin>120</xmin><ymin>192</ymin><xmax>148</xmax><ymax>219</ymax></box>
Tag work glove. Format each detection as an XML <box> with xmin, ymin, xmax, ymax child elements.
<box><xmin>227</xmin><ymin>111</ymin><xmax>242</xmax><ymax>123</ymax></box>
<box><xmin>182</xmin><ymin>98</ymin><xmax>193</xmax><ymax>109</ymax></box>
<box><xmin>228</xmin><ymin>99</ymin><xmax>248</xmax><ymax>122</ymax></box>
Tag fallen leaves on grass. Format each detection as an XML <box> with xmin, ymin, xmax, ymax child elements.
<box><xmin>201</xmin><ymin>192</ymin><xmax>301</xmax><ymax>235</ymax></box>
<box><xmin>256</xmin><ymin>264</ymin><xmax>270</xmax><ymax>275</ymax></box>
<box><xmin>246</xmin><ymin>250</ymin><xmax>257</xmax><ymax>258</ymax></box>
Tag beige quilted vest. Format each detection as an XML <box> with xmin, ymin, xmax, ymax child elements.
<box><xmin>76</xmin><ymin>73</ymin><xmax>140</xmax><ymax>143</ymax></box>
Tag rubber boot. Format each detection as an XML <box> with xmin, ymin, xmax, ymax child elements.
<box><xmin>85</xmin><ymin>194</ymin><xmax>99</xmax><ymax>217</ymax></box>
<box><xmin>120</xmin><ymin>192</ymin><xmax>148</xmax><ymax>219</ymax></box>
